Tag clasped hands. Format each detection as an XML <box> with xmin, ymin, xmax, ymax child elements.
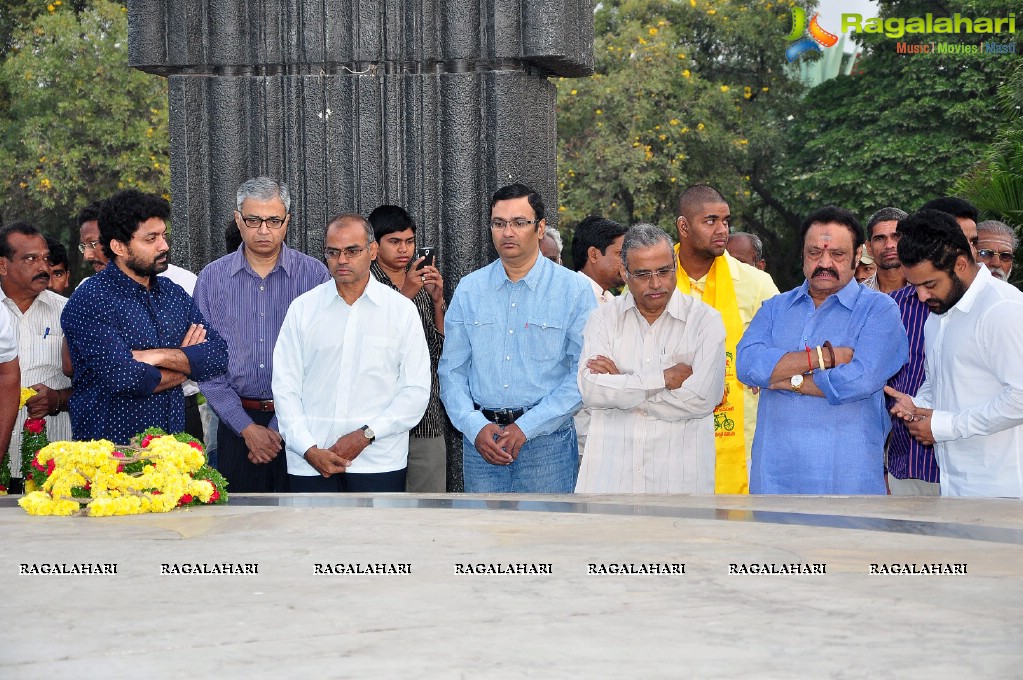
<box><xmin>305</xmin><ymin>429</ymin><xmax>372</xmax><ymax>477</ymax></box>
<box><xmin>883</xmin><ymin>386</ymin><xmax>935</xmax><ymax>446</ymax></box>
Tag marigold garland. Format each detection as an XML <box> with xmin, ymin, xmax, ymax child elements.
<box><xmin>17</xmin><ymin>427</ymin><xmax>228</xmax><ymax>516</ymax></box>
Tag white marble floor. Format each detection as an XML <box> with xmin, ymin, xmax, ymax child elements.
<box><xmin>2</xmin><ymin>494</ymin><xmax>1021</xmax><ymax>678</ymax></box>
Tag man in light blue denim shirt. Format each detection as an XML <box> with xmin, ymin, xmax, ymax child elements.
<box><xmin>438</xmin><ymin>184</ymin><xmax>596</xmax><ymax>492</ymax></box>
<box><xmin>736</xmin><ymin>206</ymin><xmax>908</xmax><ymax>494</ymax></box>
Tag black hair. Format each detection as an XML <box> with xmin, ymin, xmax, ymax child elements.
<box><xmin>677</xmin><ymin>184</ymin><xmax>727</xmax><ymax>221</ymax></box>
<box><xmin>799</xmin><ymin>206</ymin><xmax>864</xmax><ymax>254</ymax></box>
<box><xmin>0</xmin><ymin>221</ymin><xmax>42</xmax><ymax>259</ymax></box>
<box><xmin>918</xmin><ymin>197</ymin><xmax>979</xmax><ymax>223</ymax></box>
<box><xmin>368</xmin><ymin>205</ymin><xmax>416</xmax><ymax>241</ymax></box>
<box><xmin>491</xmin><ymin>183</ymin><xmax>545</xmax><ymax>223</ymax></box>
<box><xmin>571</xmin><ymin>215</ymin><xmax>628</xmax><ymax>272</ymax></box>
<box><xmin>77</xmin><ymin>201</ymin><xmax>103</xmax><ymax>228</ymax></box>
<box><xmin>896</xmin><ymin>209</ymin><xmax>974</xmax><ymax>273</ymax></box>
<box><xmin>225</xmin><ymin>218</ymin><xmax>243</xmax><ymax>252</ymax></box>
<box><xmin>97</xmin><ymin>190</ymin><xmax>171</xmax><ymax>258</ymax></box>
<box><xmin>45</xmin><ymin>236</ymin><xmax>69</xmax><ymax>269</ymax></box>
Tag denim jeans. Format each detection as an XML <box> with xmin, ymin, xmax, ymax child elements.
<box><xmin>462</xmin><ymin>420</ymin><xmax>578</xmax><ymax>493</ymax></box>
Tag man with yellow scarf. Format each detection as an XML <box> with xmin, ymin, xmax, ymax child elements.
<box><xmin>673</xmin><ymin>185</ymin><xmax>779</xmax><ymax>494</ymax></box>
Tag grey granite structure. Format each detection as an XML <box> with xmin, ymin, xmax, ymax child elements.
<box><xmin>126</xmin><ymin>0</ymin><xmax>593</xmax><ymax>491</ymax></box>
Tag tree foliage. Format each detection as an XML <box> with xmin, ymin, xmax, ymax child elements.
<box><xmin>556</xmin><ymin>0</ymin><xmax>806</xmax><ymax>235</ymax></box>
<box><xmin>0</xmin><ymin>0</ymin><xmax>168</xmax><ymax>240</ymax></box>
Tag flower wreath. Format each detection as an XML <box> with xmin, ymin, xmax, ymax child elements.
<box><xmin>18</xmin><ymin>426</ymin><xmax>228</xmax><ymax>517</ymax></box>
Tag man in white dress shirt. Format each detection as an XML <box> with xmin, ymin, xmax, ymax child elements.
<box><xmin>576</xmin><ymin>223</ymin><xmax>725</xmax><ymax>493</ymax></box>
<box><xmin>886</xmin><ymin>209</ymin><xmax>1023</xmax><ymax>497</ymax></box>
<box><xmin>273</xmin><ymin>213</ymin><xmax>430</xmax><ymax>492</ymax></box>
<box><xmin>0</xmin><ymin>222</ymin><xmax>72</xmax><ymax>493</ymax></box>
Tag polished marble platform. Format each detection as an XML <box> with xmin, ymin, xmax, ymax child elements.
<box><xmin>2</xmin><ymin>494</ymin><xmax>1021</xmax><ymax>678</ymax></box>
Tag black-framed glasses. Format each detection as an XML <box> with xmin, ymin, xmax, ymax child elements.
<box><xmin>977</xmin><ymin>248</ymin><xmax>1014</xmax><ymax>263</ymax></box>
<box><xmin>323</xmin><ymin>245</ymin><xmax>368</xmax><ymax>260</ymax></box>
<box><xmin>626</xmin><ymin>265</ymin><xmax>676</xmax><ymax>282</ymax></box>
<box><xmin>78</xmin><ymin>240</ymin><xmax>101</xmax><ymax>253</ymax></box>
<box><xmin>490</xmin><ymin>218</ymin><xmax>539</xmax><ymax>230</ymax></box>
<box><xmin>240</xmin><ymin>215</ymin><xmax>287</xmax><ymax>230</ymax></box>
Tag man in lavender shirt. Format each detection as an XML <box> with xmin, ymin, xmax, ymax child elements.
<box><xmin>195</xmin><ymin>177</ymin><xmax>329</xmax><ymax>492</ymax></box>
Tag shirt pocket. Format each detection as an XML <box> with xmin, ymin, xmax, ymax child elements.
<box><xmin>459</xmin><ymin>314</ymin><xmax>498</xmax><ymax>355</ymax></box>
<box><xmin>525</xmin><ymin>317</ymin><xmax>567</xmax><ymax>362</ymax></box>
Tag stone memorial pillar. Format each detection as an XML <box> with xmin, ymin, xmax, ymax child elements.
<box><xmin>127</xmin><ymin>0</ymin><xmax>593</xmax><ymax>491</ymax></box>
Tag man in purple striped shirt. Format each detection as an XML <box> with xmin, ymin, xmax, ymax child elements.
<box><xmin>195</xmin><ymin>177</ymin><xmax>329</xmax><ymax>493</ymax></box>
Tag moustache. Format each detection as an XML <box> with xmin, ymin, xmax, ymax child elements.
<box><xmin>34</xmin><ymin>273</ymin><xmax>51</xmax><ymax>282</ymax></box>
<box><xmin>812</xmin><ymin>267</ymin><xmax>839</xmax><ymax>279</ymax></box>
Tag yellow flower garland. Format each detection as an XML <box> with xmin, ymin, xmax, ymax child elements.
<box><xmin>18</xmin><ymin>435</ymin><xmax>216</xmax><ymax>517</ymax></box>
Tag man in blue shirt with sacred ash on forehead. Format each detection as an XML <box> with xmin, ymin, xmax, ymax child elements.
<box><xmin>737</xmin><ymin>206</ymin><xmax>908</xmax><ymax>494</ymax></box>
<box><xmin>439</xmin><ymin>183</ymin><xmax>596</xmax><ymax>493</ymax></box>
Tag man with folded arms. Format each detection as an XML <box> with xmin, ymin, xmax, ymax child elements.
<box><xmin>736</xmin><ymin>206</ymin><xmax>907</xmax><ymax>494</ymax></box>
<box><xmin>195</xmin><ymin>177</ymin><xmax>329</xmax><ymax>492</ymax></box>
<box><xmin>577</xmin><ymin>224</ymin><xmax>725</xmax><ymax>493</ymax></box>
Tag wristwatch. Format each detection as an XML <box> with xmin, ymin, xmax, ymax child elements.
<box><xmin>360</xmin><ymin>424</ymin><xmax>375</xmax><ymax>444</ymax></box>
<box><xmin>789</xmin><ymin>374</ymin><xmax>804</xmax><ymax>394</ymax></box>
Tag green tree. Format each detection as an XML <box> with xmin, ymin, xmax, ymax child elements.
<box><xmin>556</xmin><ymin>0</ymin><xmax>806</xmax><ymax>249</ymax></box>
<box><xmin>766</xmin><ymin>0</ymin><xmax>1017</xmax><ymax>233</ymax></box>
<box><xmin>0</xmin><ymin>0</ymin><xmax>168</xmax><ymax>243</ymax></box>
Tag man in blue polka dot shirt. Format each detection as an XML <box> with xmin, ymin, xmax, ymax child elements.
<box><xmin>61</xmin><ymin>190</ymin><xmax>229</xmax><ymax>445</ymax></box>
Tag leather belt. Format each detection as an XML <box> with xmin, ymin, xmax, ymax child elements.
<box><xmin>474</xmin><ymin>403</ymin><xmax>530</xmax><ymax>426</ymax></box>
<box><xmin>241</xmin><ymin>398</ymin><xmax>275</xmax><ymax>412</ymax></box>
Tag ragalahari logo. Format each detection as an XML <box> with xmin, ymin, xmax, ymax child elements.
<box><xmin>785</xmin><ymin>6</ymin><xmax>839</xmax><ymax>62</ymax></box>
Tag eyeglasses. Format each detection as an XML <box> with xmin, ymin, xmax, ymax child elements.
<box><xmin>977</xmin><ymin>248</ymin><xmax>1014</xmax><ymax>263</ymax></box>
<box><xmin>240</xmin><ymin>215</ymin><xmax>287</xmax><ymax>230</ymax></box>
<box><xmin>627</xmin><ymin>265</ymin><xmax>676</xmax><ymax>282</ymax></box>
<box><xmin>490</xmin><ymin>218</ymin><xmax>539</xmax><ymax>230</ymax></box>
<box><xmin>78</xmin><ymin>240</ymin><xmax>101</xmax><ymax>253</ymax></box>
<box><xmin>323</xmin><ymin>245</ymin><xmax>368</xmax><ymax>260</ymax></box>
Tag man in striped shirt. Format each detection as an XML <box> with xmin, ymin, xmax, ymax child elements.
<box><xmin>195</xmin><ymin>177</ymin><xmax>329</xmax><ymax>493</ymax></box>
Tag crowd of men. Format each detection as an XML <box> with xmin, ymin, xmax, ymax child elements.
<box><xmin>0</xmin><ymin>179</ymin><xmax>1020</xmax><ymax>498</ymax></box>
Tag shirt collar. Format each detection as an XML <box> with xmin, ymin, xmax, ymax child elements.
<box><xmin>229</xmin><ymin>243</ymin><xmax>295</xmax><ymax>277</ymax></box>
<box><xmin>490</xmin><ymin>252</ymin><xmax>547</xmax><ymax>291</ymax></box>
<box><xmin>951</xmin><ymin>264</ymin><xmax>989</xmax><ymax>314</ymax></box>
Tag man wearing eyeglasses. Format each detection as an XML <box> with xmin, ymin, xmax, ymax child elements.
<box><xmin>273</xmin><ymin>213</ymin><xmax>430</xmax><ymax>492</ymax></box>
<box><xmin>438</xmin><ymin>183</ymin><xmax>596</xmax><ymax>493</ymax></box>
<box><xmin>576</xmin><ymin>224</ymin><xmax>725</xmax><ymax>493</ymax></box>
<box><xmin>673</xmin><ymin>184</ymin><xmax>779</xmax><ymax>494</ymax></box>
<box><xmin>61</xmin><ymin>190</ymin><xmax>228</xmax><ymax>445</ymax></box>
<box><xmin>194</xmin><ymin>177</ymin><xmax>329</xmax><ymax>492</ymax></box>
<box><xmin>976</xmin><ymin>220</ymin><xmax>1017</xmax><ymax>283</ymax></box>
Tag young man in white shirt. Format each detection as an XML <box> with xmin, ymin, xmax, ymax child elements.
<box><xmin>886</xmin><ymin>209</ymin><xmax>1023</xmax><ymax>497</ymax></box>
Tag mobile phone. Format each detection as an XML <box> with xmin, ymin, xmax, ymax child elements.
<box><xmin>415</xmin><ymin>247</ymin><xmax>435</xmax><ymax>270</ymax></box>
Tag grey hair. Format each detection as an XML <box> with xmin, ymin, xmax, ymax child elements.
<box><xmin>866</xmin><ymin>207</ymin><xmax>909</xmax><ymax>237</ymax></box>
<box><xmin>621</xmin><ymin>223</ymin><xmax>673</xmax><ymax>268</ymax></box>
<box><xmin>977</xmin><ymin>219</ymin><xmax>1019</xmax><ymax>249</ymax></box>
<box><xmin>544</xmin><ymin>227</ymin><xmax>564</xmax><ymax>252</ymax></box>
<box><xmin>327</xmin><ymin>213</ymin><xmax>376</xmax><ymax>244</ymax></box>
<box><xmin>728</xmin><ymin>232</ymin><xmax>764</xmax><ymax>261</ymax></box>
<box><xmin>236</xmin><ymin>176</ymin><xmax>291</xmax><ymax>213</ymax></box>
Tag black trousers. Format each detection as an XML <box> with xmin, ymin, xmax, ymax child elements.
<box><xmin>184</xmin><ymin>394</ymin><xmax>203</xmax><ymax>442</ymax></box>
<box><xmin>288</xmin><ymin>468</ymin><xmax>407</xmax><ymax>493</ymax></box>
<box><xmin>216</xmin><ymin>409</ymin><xmax>290</xmax><ymax>493</ymax></box>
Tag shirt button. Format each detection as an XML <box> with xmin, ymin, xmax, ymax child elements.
<box><xmin>504</xmin><ymin>384</ymin><xmax>509</xmax><ymax>389</ymax></box>
<box><xmin>506</xmin><ymin>356</ymin><xmax>511</xmax><ymax>360</ymax></box>
<box><xmin>259</xmin><ymin>286</ymin><xmax>264</xmax><ymax>291</ymax></box>
<box><xmin>508</xmin><ymin>329</ymin><xmax>513</xmax><ymax>334</ymax></box>
<box><xmin>645</xmin><ymin>358</ymin><xmax>651</xmax><ymax>363</ymax></box>
<box><xmin>512</xmin><ymin>303</ymin><xmax>517</xmax><ymax>307</ymax></box>
<box><xmin>259</xmin><ymin>363</ymin><xmax>265</xmax><ymax>368</ymax></box>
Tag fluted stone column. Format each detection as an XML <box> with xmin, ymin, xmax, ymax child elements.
<box><xmin>127</xmin><ymin>0</ymin><xmax>593</xmax><ymax>491</ymax></box>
